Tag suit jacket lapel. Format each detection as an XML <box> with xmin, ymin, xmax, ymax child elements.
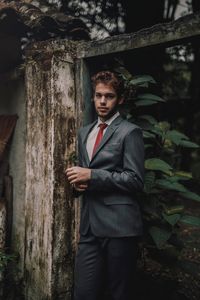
<box><xmin>90</xmin><ymin>116</ymin><xmax>123</xmax><ymax>163</ymax></box>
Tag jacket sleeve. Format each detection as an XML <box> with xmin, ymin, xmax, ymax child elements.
<box><xmin>88</xmin><ymin>128</ymin><xmax>145</xmax><ymax>193</ymax></box>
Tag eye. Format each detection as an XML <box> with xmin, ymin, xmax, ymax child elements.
<box><xmin>95</xmin><ymin>93</ymin><xmax>102</xmax><ymax>99</ymax></box>
<box><xmin>105</xmin><ymin>94</ymin><xmax>115</xmax><ymax>100</ymax></box>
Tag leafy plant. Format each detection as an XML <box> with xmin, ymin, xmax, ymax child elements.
<box><xmin>115</xmin><ymin>63</ymin><xmax>200</xmax><ymax>265</ymax></box>
<box><xmin>0</xmin><ymin>250</ymin><xmax>17</xmax><ymax>274</ymax></box>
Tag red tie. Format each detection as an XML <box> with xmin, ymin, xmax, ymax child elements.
<box><xmin>92</xmin><ymin>123</ymin><xmax>108</xmax><ymax>157</ymax></box>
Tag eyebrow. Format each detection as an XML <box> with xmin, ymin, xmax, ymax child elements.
<box><xmin>95</xmin><ymin>92</ymin><xmax>115</xmax><ymax>96</ymax></box>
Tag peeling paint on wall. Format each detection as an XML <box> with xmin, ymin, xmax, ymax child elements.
<box><xmin>25</xmin><ymin>42</ymin><xmax>77</xmax><ymax>300</ymax></box>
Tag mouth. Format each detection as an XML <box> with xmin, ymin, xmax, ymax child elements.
<box><xmin>98</xmin><ymin>107</ymin><xmax>108</xmax><ymax>111</ymax></box>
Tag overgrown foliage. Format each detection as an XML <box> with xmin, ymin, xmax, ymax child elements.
<box><xmin>115</xmin><ymin>63</ymin><xmax>200</xmax><ymax>265</ymax></box>
<box><xmin>0</xmin><ymin>250</ymin><xmax>17</xmax><ymax>273</ymax></box>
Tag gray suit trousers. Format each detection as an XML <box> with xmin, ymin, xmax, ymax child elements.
<box><xmin>73</xmin><ymin>227</ymin><xmax>139</xmax><ymax>300</ymax></box>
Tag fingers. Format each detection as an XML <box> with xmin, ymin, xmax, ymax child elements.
<box><xmin>65</xmin><ymin>169</ymin><xmax>75</xmax><ymax>176</ymax></box>
<box><xmin>68</xmin><ymin>177</ymin><xmax>88</xmax><ymax>184</ymax></box>
<box><xmin>70</xmin><ymin>178</ymin><xmax>80</xmax><ymax>184</ymax></box>
<box><xmin>65</xmin><ymin>166</ymin><xmax>90</xmax><ymax>184</ymax></box>
<box><xmin>65</xmin><ymin>165</ymin><xmax>89</xmax><ymax>192</ymax></box>
<box><xmin>65</xmin><ymin>167</ymin><xmax>79</xmax><ymax>183</ymax></box>
<box><xmin>65</xmin><ymin>167</ymin><xmax>78</xmax><ymax>182</ymax></box>
<box><xmin>74</xmin><ymin>187</ymin><xmax>86</xmax><ymax>192</ymax></box>
<box><xmin>65</xmin><ymin>166</ymin><xmax>79</xmax><ymax>174</ymax></box>
<box><xmin>77</xmin><ymin>184</ymin><xmax>88</xmax><ymax>189</ymax></box>
<box><xmin>67</xmin><ymin>174</ymin><xmax>77</xmax><ymax>182</ymax></box>
<box><xmin>73</xmin><ymin>183</ymin><xmax>88</xmax><ymax>192</ymax></box>
<box><xmin>65</xmin><ymin>168</ymin><xmax>73</xmax><ymax>176</ymax></box>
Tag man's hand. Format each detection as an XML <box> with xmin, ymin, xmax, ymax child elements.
<box><xmin>65</xmin><ymin>166</ymin><xmax>91</xmax><ymax>185</ymax></box>
<box><xmin>73</xmin><ymin>183</ymin><xmax>88</xmax><ymax>192</ymax></box>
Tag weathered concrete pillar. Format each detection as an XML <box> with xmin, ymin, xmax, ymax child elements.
<box><xmin>25</xmin><ymin>42</ymin><xmax>77</xmax><ymax>300</ymax></box>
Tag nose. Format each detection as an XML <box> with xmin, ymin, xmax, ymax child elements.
<box><xmin>100</xmin><ymin>96</ymin><xmax>106</xmax><ymax>104</ymax></box>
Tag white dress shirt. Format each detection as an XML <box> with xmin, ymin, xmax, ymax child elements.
<box><xmin>86</xmin><ymin>111</ymin><xmax>120</xmax><ymax>161</ymax></box>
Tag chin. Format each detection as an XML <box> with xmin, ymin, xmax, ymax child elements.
<box><xmin>98</xmin><ymin>112</ymin><xmax>108</xmax><ymax>117</ymax></box>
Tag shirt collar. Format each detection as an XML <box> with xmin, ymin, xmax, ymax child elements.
<box><xmin>97</xmin><ymin>111</ymin><xmax>120</xmax><ymax>127</ymax></box>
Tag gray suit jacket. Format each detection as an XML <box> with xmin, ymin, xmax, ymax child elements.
<box><xmin>77</xmin><ymin>115</ymin><xmax>145</xmax><ymax>237</ymax></box>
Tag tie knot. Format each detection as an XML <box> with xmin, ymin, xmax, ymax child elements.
<box><xmin>98</xmin><ymin>123</ymin><xmax>108</xmax><ymax>131</ymax></box>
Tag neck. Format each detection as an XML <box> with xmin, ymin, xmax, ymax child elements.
<box><xmin>99</xmin><ymin>117</ymin><xmax>107</xmax><ymax>122</ymax></box>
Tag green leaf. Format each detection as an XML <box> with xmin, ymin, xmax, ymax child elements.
<box><xmin>166</xmin><ymin>176</ymin><xmax>189</xmax><ymax>182</ymax></box>
<box><xmin>137</xmin><ymin>93</ymin><xmax>165</xmax><ymax>102</ymax></box>
<box><xmin>179</xmin><ymin>140</ymin><xmax>199</xmax><ymax>148</ymax></box>
<box><xmin>151</xmin><ymin>127</ymin><xmax>163</xmax><ymax>137</ymax></box>
<box><xmin>164</xmin><ymin>139</ymin><xmax>173</xmax><ymax>148</ymax></box>
<box><xmin>162</xmin><ymin>213</ymin><xmax>181</xmax><ymax>226</ymax></box>
<box><xmin>114</xmin><ymin>65</ymin><xmax>133</xmax><ymax>80</ymax></box>
<box><xmin>157</xmin><ymin>121</ymin><xmax>171</xmax><ymax>132</ymax></box>
<box><xmin>151</xmin><ymin>122</ymin><xmax>170</xmax><ymax>138</ymax></box>
<box><xmin>135</xmin><ymin>99</ymin><xmax>159</xmax><ymax>107</ymax></box>
<box><xmin>179</xmin><ymin>191</ymin><xmax>200</xmax><ymax>202</ymax></box>
<box><xmin>166</xmin><ymin>130</ymin><xmax>199</xmax><ymax>148</ymax></box>
<box><xmin>135</xmin><ymin>93</ymin><xmax>166</xmax><ymax>107</ymax></box>
<box><xmin>143</xmin><ymin>131</ymin><xmax>155</xmax><ymax>138</ymax></box>
<box><xmin>129</xmin><ymin>75</ymin><xmax>156</xmax><ymax>86</ymax></box>
<box><xmin>145</xmin><ymin>158</ymin><xmax>173</xmax><ymax>175</ymax></box>
<box><xmin>125</xmin><ymin>113</ymin><xmax>132</xmax><ymax>120</ymax></box>
<box><xmin>164</xmin><ymin>205</ymin><xmax>185</xmax><ymax>215</ymax></box>
<box><xmin>165</xmin><ymin>130</ymin><xmax>189</xmax><ymax>146</ymax></box>
<box><xmin>162</xmin><ymin>174</ymin><xmax>191</xmax><ymax>182</ymax></box>
<box><xmin>144</xmin><ymin>171</ymin><xmax>156</xmax><ymax>193</ymax></box>
<box><xmin>148</xmin><ymin>188</ymin><xmax>161</xmax><ymax>194</ymax></box>
<box><xmin>139</xmin><ymin>115</ymin><xmax>157</xmax><ymax>125</ymax></box>
<box><xmin>173</xmin><ymin>171</ymin><xmax>193</xmax><ymax>179</ymax></box>
<box><xmin>149</xmin><ymin>226</ymin><xmax>171</xmax><ymax>249</ymax></box>
<box><xmin>144</xmin><ymin>144</ymin><xmax>154</xmax><ymax>149</ymax></box>
<box><xmin>156</xmin><ymin>179</ymin><xmax>188</xmax><ymax>192</ymax></box>
<box><xmin>180</xmin><ymin>215</ymin><xmax>200</xmax><ymax>226</ymax></box>
<box><xmin>136</xmin><ymin>120</ymin><xmax>153</xmax><ymax>131</ymax></box>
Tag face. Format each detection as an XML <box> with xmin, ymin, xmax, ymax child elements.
<box><xmin>94</xmin><ymin>83</ymin><xmax>123</xmax><ymax>122</ymax></box>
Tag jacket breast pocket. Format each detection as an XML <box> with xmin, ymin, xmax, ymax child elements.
<box><xmin>103</xmin><ymin>142</ymin><xmax>121</xmax><ymax>150</ymax></box>
<box><xmin>103</xmin><ymin>199</ymin><xmax>133</xmax><ymax>205</ymax></box>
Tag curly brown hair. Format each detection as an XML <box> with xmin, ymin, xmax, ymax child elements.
<box><xmin>91</xmin><ymin>71</ymin><xmax>124</xmax><ymax>98</ymax></box>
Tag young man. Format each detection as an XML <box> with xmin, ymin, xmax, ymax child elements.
<box><xmin>66</xmin><ymin>71</ymin><xmax>144</xmax><ymax>300</ymax></box>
